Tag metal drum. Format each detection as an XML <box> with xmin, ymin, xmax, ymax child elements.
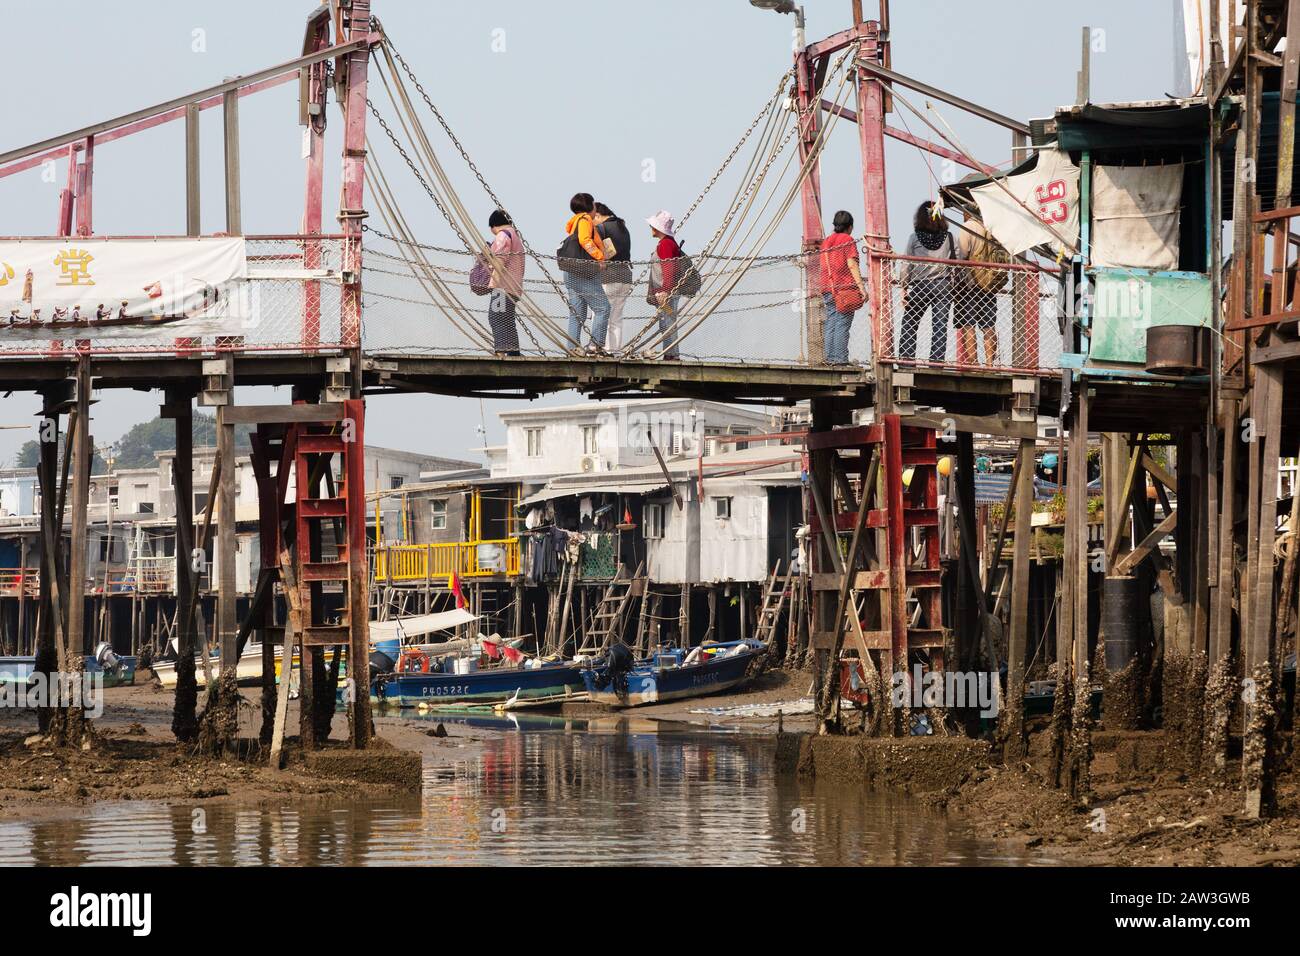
<box><xmin>1145</xmin><ymin>324</ymin><xmax>1210</xmax><ymax>376</ymax></box>
<box><xmin>1102</xmin><ymin>575</ymin><xmax>1140</xmax><ymax>671</ymax></box>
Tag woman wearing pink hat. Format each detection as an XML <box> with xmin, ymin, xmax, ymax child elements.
<box><xmin>646</xmin><ymin>210</ymin><xmax>682</xmax><ymax>360</ymax></box>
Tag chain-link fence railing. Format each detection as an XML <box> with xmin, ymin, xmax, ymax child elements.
<box><xmin>360</xmin><ymin>232</ymin><xmax>874</xmax><ymax>366</ymax></box>
<box><xmin>0</xmin><ymin>237</ymin><xmax>351</xmax><ymax>358</ymax></box>
<box><xmin>871</xmin><ymin>253</ymin><xmax>1062</xmax><ymax>374</ymax></box>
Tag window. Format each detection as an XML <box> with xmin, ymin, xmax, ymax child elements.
<box><xmin>644</xmin><ymin>502</ymin><xmax>666</xmax><ymax>540</ymax></box>
<box><xmin>139</xmin><ymin>502</ymin><xmax>155</xmax><ymax>515</ymax></box>
<box><xmin>581</xmin><ymin>424</ymin><xmax>599</xmax><ymax>455</ymax></box>
<box><xmin>430</xmin><ymin>498</ymin><xmax>448</xmax><ymax>531</ymax></box>
<box><xmin>390</xmin><ymin>475</ymin><xmax>405</xmax><ymax>490</ymax></box>
<box><xmin>731</xmin><ymin>427</ymin><xmax>751</xmax><ymax>452</ymax></box>
<box><xmin>526</xmin><ymin>427</ymin><xmax>543</xmax><ymax>458</ymax></box>
<box><xmin>713</xmin><ymin>496</ymin><xmax>732</xmax><ymax>520</ymax></box>
<box><xmin>194</xmin><ymin>492</ymin><xmax>209</xmax><ymax>515</ymax></box>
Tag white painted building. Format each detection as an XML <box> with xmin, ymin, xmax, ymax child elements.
<box><xmin>0</xmin><ymin>468</ymin><xmax>37</xmax><ymax>519</ymax></box>
<box><xmin>525</xmin><ymin>443</ymin><xmax>804</xmax><ymax>585</ymax></box>
<box><xmin>493</xmin><ymin>399</ymin><xmax>776</xmax><ymax>484</ymax></box>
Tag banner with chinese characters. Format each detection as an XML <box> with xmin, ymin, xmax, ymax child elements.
<box><xmin>0</xmin><ymin>237</ymin><xmax>247</xmax><ymax>339</ymax></box>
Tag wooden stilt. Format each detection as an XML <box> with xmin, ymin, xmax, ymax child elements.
<box><xmin>165</xmin><ymin>389</ymin><xmax>199</xmax><ymax>742</ymax></box>
<box><xmin>63</xmin><ymin>356</ymin><xmax>92</xmax><ymax>745</ymax></box>
<box><xmin>1002</xmin><ymin>438</ymin><xmax>1035</xmax><ymax>759</ymax></box>
<box><xmin>1244</xmin><ymin>365</ymin><xmax>1282</xmax><ymax>818</ymax></box>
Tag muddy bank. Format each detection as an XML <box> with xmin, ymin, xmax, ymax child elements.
<box><xmin>0</xmin><ymin>727</ymin><xmax>423</xmax><ymax>822</ymax></box>
<box><xmin>778</xmin><ymin>710</ymin><xmax>1300</xmax><ymax>866</ymax></box>
<box><xmin>790</xmin><ymin>734</ymin><xmax>990</xmax><ymax>794</ymax></box>
<box><xmin>930</xmin><ymin>726</ymin><xmax>1300</xmax><ymax>866</ymax></box>
<box><xmin>0</xmin><ymin>673</ymin><xmax>480</xmax><ymax>820</ymax></box>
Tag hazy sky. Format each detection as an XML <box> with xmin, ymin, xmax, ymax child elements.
<box><xmin>0</xmin><ymin>0</ymin><xmax>1175</xmax><ymax>466</ymax></box>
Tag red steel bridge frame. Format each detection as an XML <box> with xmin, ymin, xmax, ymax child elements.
<box><xmin>0</xmin><ymin>1</ymin><xmax>381</xmax><ymax>749</ymax></box>
<box><xmin>791</xmin><ymin>2</ymin><xmax>1044</xmax><ymax>727</ymax></box>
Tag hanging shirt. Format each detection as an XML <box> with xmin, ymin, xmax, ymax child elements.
<box><xmin>971</xmin><ymin>147</ymin><xmax>1080</xmax><ymax>257</ymax></box>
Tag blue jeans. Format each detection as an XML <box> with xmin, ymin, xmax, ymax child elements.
<box><xmin>899</xmin><ymin>279</ymin><xmax>950</xmax><ymax>363</ymax></box>
<box><xmin>565</xmin><ymin>273</ymin><xmax>611</xmax><ymax>348</ymax></box>
<box><xmin>656</xmin><ymin>295</ymin><xmax>681</xmax><ymax>359</ymax></box>
<box><xmin>822</xmin><ymin>293</ymin><xmax>854</xmax><ymax>364</ymax></box>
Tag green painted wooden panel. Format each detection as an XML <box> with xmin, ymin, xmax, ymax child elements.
<box><xmin>1088</xmin><ymin>269</ymin><xmax>1210</xmax><ymax>364</ymax></box>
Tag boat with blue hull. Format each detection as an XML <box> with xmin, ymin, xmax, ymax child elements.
<box><xmin>372</xmin><ymin>660</ymin><xmax>586</xmax><ymax>708</ymax></box>
<box><xmin>0</xmin><ymin>653</ymin><xmax>138</xmax><ymax>690</ymax></box>
<box><xmin>582</xmin><ymin>640</ymin><xmax>766</xmax><ymax>708</ymax></box>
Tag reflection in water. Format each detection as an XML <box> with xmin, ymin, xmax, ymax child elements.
<box><xmin>0</xmin><ymin>731</ymin><xmax>1041</xmax><ymax>866</ymax></box>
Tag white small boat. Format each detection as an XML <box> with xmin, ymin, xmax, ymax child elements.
<box><xmin>150</xmin><ymin>641</ymin><xmax>271</xmax><ymax>689</ymax></box>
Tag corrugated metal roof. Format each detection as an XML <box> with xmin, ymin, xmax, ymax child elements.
<box><xmin>521</xmin><ymin>480</ymin><xmax>669</xmax><ymax>506</ymax></box>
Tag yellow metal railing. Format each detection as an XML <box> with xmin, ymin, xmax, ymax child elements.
<box><xmin>373</xmin><ymin>538</ymin><xmax>520</xmax><ymax>583</ymax></box>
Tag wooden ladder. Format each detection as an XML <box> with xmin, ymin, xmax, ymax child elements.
<box><xmin>577</xmin><ymin>561</ymin><xmax>644</xmax><ymax>656</ymax></box>
<box><xmin>751</xmin><ymin>563</ymin><xmax>792</xmax><ymax>646</ymax></box>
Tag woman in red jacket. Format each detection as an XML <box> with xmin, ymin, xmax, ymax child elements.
<box><xmin>647</xmin><ymin>209</ymin><xmax>682</xmax><ymax>360</ymax></box>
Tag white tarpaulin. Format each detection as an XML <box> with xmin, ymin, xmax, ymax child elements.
<box><xmin>1089</xmin><ymin>164</ymin><xmax>1183</xmax><ymax>271</ymax></box>
<box><xmin>368</xmin><ymin>608</ymin><xmax>477</xmax><ymax>641</ymax></box>
<box><xmin>1178</xmin><ymin>0</ymin><xmax>1246</xmax><ymax>96</ymax></box>
<box><xmin>971</xmin><ymin>148</ymin><xmax>1080</xmax><ymax>257</ymax></box>
<box><xmin>0</xmin><ymin>237</ymin><xmax>247</xmax><ymax>342</ymax></box>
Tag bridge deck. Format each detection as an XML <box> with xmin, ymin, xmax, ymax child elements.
<box><xmin>0</xmin><ymin>349</ymin><xmax>1076</xmax><ymax>418</ymax></box>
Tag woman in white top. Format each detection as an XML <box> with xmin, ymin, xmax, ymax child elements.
<box><xmin>898</xmin><ymin>201</ymin><xmax>954</xmax><ymax>363</ymax></box>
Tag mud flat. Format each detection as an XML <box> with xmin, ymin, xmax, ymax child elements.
<box><xmin>0</xmin><ymin>674</ymin><xmax>465</xmax><ymax>822</ymax></box>
<box><xmin>789</xmin><ymin>713</ymin><xmax>1300</xmax><ymax>866</ymax></box>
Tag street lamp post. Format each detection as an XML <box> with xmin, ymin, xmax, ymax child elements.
<box><xmin>748</xmin><ymin>0</ymin><xmax>806</xmax><ymax>50</ymax></box>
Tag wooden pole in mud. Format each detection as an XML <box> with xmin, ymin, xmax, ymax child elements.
<box><xmin>1003</xmin><ymin>437</ymin><xmax>1035</xmax><ymax>759</ymax></box>
<box><xmin>216</xmin><ymin>361</ymin><xmax>238</xmax><ymax>683</ymax></box>
<box><xmin>33</xmin><ymin>392</ymin><xmax>66</xmax><ymax>735</ymax></box>
<box><xmin>64</xmin><ymin>356</ymin><xmax>92</xmax><ymax>745</ymax></box>
<box><xmin>165</xmin><ymin>388</ymin><xmax>199</xmax><ymax>742</ymax></box>
<box><xmin>270</xmin><ymin>549</ymin><xmax>301</xmax><ymax>770</ymax></box>
<box><xmin>1244</xmin><ymin>365</ymin><xmax>1282</xmax><ymax>817</ymax></box>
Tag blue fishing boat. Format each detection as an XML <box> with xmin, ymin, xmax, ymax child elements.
<box><xmin>581</xmin><ymin>640</ymin><xmax>766</xmax><ymax>708</ymax></box>
<box><xmin>371</xmin><ymin>655</ymin><xmax>586</xmax><ymax>708</ymax></box>
<box><xmin>0</xmin><ymin>652</ymin><xmax>138</xmax><ymax>691</ymax></box>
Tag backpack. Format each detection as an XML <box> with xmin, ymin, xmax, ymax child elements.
<box><xmin>674</xmin><ymin>241</ymin><xmax>703</xmax><ymax>298</ymax></box>
<box><xmin>968</xmin><ymin>229</ymin><xmax>1010</xmax><ymax>293</ymax></box>
<box><xmin>557</xmin><ymin>215</ymin><xmax>597</xmax><ymax>275</ymax></box>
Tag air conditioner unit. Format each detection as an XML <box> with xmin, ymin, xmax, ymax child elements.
<box><xmin>672</xmin><ymin>431</ymin><xmax>699</xmax><ymax>456</ymax></box>
<box><xmin>580</xmin><ymin>455</ymin><xmax>599</xmax><ymax>473</ymax></box>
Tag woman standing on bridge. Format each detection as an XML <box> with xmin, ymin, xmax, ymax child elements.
<box><xmin>819</xmin><ymin>210</ymin><xmax>867</xmax><ymax>365</ymax></box>
<box><xmin>898</xmin><ymin>200</ymin><xmax>955</xmax><ymax>364</ymax></box>
<box><xmin>647</xmin><ymin>210</ymin><xmax>682</xmax><ymax>361</ymax></box>
<box><xmin>487</xmin><ymin>209</ymin><xmax>524</xmax><ymax>356</ymax></box>
<box><xmin>594</xmin><ymin>202</ymin><xmax>633</xmax><ymax>352</ymax></box>
<box><xmin>559</xmin><ymin>192</ymin><xmax>611</xmax><ymax>354</ymax></box>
